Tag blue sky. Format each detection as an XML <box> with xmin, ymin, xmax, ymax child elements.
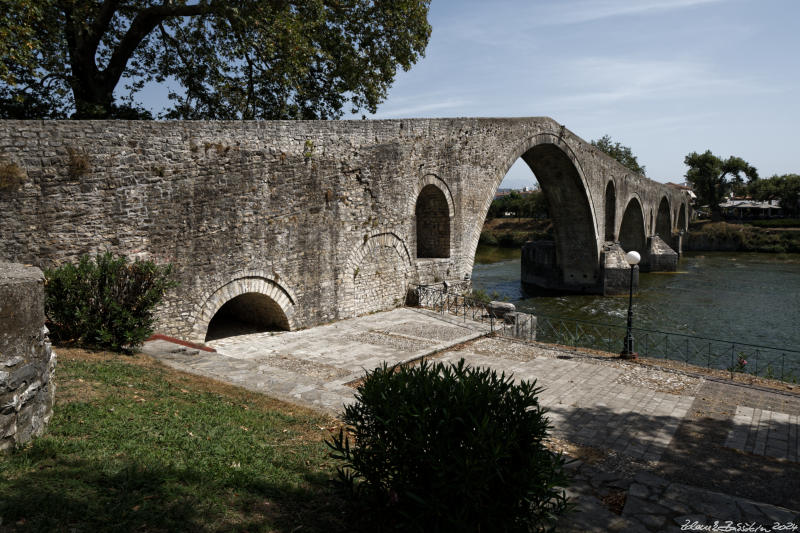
<box><xmin>364</xmin><ymin>0</ymin><xmax>800</xmax><ymax>187</ymax></box>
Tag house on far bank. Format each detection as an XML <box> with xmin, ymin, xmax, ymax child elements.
<box><xmin>719</xmin><ymin>199</ymin><xmax>782</xmax><ymax>219</ymax></box>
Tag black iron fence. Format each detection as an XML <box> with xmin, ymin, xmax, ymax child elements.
<box><xmin>412</xmin><ymin>284</ymin><xmax>800</xmax><ymax>383</ymax></box>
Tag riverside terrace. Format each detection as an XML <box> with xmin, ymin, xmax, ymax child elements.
<box><xmin>142</xmin><ymin>307</ymin><xmax>800</xmax><ymax>532</ymax></box>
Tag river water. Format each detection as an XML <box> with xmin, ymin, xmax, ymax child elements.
<box><xmin>471</xmin><ymin>245</ymin><xmax>800</xmax><ymax>351</ymax></box>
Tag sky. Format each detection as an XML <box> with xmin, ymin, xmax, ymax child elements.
<box><xmin>133</xmin><ymin>0</ymin><xmax>799</xmax><ymax>188</ymax></box>
<box><xmin>363</xmin><ymin>0</ymin><xmax>800</xmax><ymax>188</ymax></box>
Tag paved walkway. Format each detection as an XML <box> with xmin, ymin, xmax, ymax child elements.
<box><xmin>143</xmin><ymin>308</ymin><xmax>486</xmax><ymax>413</ymax></box>
<box><xmin>142</xmin><ymin>308</ymin><xmax>800</xmax><ymax>532</ymax></box>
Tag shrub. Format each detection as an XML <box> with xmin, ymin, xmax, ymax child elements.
<box><xmin>327</xmin><ymin>358</ymin><xmax>570</xmax><ymax>532</ymax></box>
<box><xmin>0</xmin><ymin>159</ymin><xmax>26</xmax><ymax>191</ymax></box>
<box><xmin>44</xmin><ymin>252</ymin><xmax>177</xmax><ymax>352</ymax></box>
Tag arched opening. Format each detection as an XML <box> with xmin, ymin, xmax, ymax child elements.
<box><xmin>619</xmin><ymin>198</ymin><xmax>647</xmax><ymax>255</ymax></box>
<box><xmin>205</xmin><ymin>292</ymin><xmax>290</xmax><ymax>341</ymax></box>
<box><xmin>678</xmin><ymin>203</ymin><xmax>687</xmax><ymax>231</ymax></box>
<box><xmin>415</xmin><ymin>184</ymin><xmax>450</xmax><ymax>258</ymax></box>
<box><xmin>520</xmin><ymin>144</ymin><xmax>598</xmax><ymax>291</ymax></box>
<box><xmin>655</xmin><ymin>197</ymin><xmax>672</xmax><ymax>239</ymax></box>
<box><xmin>604</xmin><ymin>181</ymin><xmax>616</xmax><ymax>241</ymax></box>
<box><xmin>473</xmin><ymin>140</ymin><xmax>598</xmax><ymax>297</ymax></box>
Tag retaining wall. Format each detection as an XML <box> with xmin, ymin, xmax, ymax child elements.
<box><xmin>0</xmin><ymin>262</ymin><xmax>56</xmax><ymax>451</ymax></box>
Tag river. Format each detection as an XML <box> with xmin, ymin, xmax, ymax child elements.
<box><xmin>471</xmin><ymin>245</ymin><xmax>800</xmax><ymax>351</ymax></box>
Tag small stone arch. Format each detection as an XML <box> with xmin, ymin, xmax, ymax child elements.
<box><xmin>339</xmin><ymin>232</ymin><xmax>413</xmax><ymax>318</ymax></box>
<box><xmin>604</xmin><ymin>180</ymin><xmax>617</xmax><ymax>241</ymax></box>
<box><xmin>677</xmin><ymin>202</ymin><xmax>688</xmax><ymax>231</ymax></box>
<box><xmin>619</xmin><ymin>196</ymin><xmax>647</xmax><ymax>255</ymax></box>
<box><xmin>655</xmin><ymin>196</ymin><xmax>672</xmax><ymax>238</ymax></box>
<box><xmin>411</xmin><ymin>175</ymin><xmax>454</xmax><ymax>259</ymax></box>
<box><xmin>408</xmin><ymin>174</ymin><xmax>456</xmax><ymax>219</ymax></box>
<box><xmin>415</xmin><ymin>185</ymin><xmax>451</xmax><ymax>258</ymax></box>
<box><xmin>191</xmin><ymin>274</ymin><xmax>297</xmax><ymax>342</ymax></box>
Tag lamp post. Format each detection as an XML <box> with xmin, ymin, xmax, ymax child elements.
<box><xmin>620</xmin><ymin>250</ymin><xmax>640</xmax><ymax>360</ymax></box>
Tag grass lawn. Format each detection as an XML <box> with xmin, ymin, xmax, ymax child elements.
<box><xmin>0</xmin><ymin>348</ymin><xmax>350</xmax><ymax>532</ymax></box>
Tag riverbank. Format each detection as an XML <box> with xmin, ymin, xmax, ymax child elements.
<box><xmin>478</xmin><ymin>217</ymin><xmax>553</xmax><ymax>247</ymax></box>
<box><xmin>686</xmin><ymin>220</ymin><xmax>800</xmax><ymax>253</ymax></box>
<box><xmin>479</xmin><ymin>217</ymin><xmax>800</xmax><ymax>253</ymax></box>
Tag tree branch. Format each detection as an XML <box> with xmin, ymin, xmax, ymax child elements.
<box><xmin>85</xmin><ymin>0</ymin><xmax>123</xmax><ymax>56</ymax></box>
<box><xmin>102</xmin><ymin>1</ymin><xmax>218</xmax><ymax>92</ymax></box>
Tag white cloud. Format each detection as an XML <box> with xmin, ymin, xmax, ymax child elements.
<box><xmin>371</xmin><ymin>97</ymin><xmax>472</xmax><ymax>118</ymax></box>
<box><xmin>541</xmin><ymin>57</ymin><xmax>771</xmax><ymax>110</ymax></box>
<box><xmin>537</xmin><ymin>0</ymin><xmax>729</xmax><ymax>25</ymax></box>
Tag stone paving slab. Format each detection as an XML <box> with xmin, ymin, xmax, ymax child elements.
<box><xmin>725</xmin><ymin>405</ymin><xmax>800</xmax><ymax>461</ymax></box>
<box><xmin>561</xmin><ymin>464</ymin><xmax>800</xmax><ymax>532</ymax></box>
<box><xmin>435</xmin><ymin>350</ymin><xmax>695</xmax><ymax>463</ymax></box>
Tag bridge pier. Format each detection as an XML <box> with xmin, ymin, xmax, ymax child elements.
<box><xmin>521</xmin><ymin>240</ymin><xmax>608</xmax><ymax>295</ymax></box>
<box><xmin>601</xmin><ymin>242</ymin><xmax>639</xmax><ymax>296</ymax></box>
<box><xmin>642</xmin><ymin>235</ymin><xmax>678</xmax><ymax>272</ymax></box>
<box><xmin>521</xmin><ymin>237</ymin><xmax>679</xmax><ymax>297</ymax></box>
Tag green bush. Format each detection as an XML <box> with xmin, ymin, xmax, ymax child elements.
<box><xmin>746</xmin><ymin>218</ymin><xmax>800</xmax><ymax>228</ymax></box>
<box><xmin>327</xmin><ymin>358</ymin><xmax>570</xmax><ymax>532</ymax></box>
<box><xmin>44</xmin><ymin>252</ymin><xmax>177</xmax><ymax>352</ymax></box>
<box><xmin>478</xmin><ymin>231</ymin><xmax>499</xmax><ymax>246</ymax></box>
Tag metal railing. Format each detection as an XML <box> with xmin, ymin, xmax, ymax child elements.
<box><xmin>412</xmin><ymin>284</ymin><xmax>800</xmax><ymax>383</ymax></box>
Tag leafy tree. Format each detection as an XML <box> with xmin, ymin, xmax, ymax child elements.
<box><xmin>0</xmin><ymin>0</ymin><xmax>431</xmax><ymax>119</ymax></box>
<box><xmin>749</xmin><ymin>174</ymin><xmax>800</xmax><ymax>217</ymax></box>
<box><xmin>487</xmin><ymin>190</ymin><xmax>549</xmax><ymax>219</ymax></box>
<box><xmin>684</xmin><ymin>150</ymin><xmax>759</xmax><ymax>219</ymax></box>
<box><xmin>591</xmin><ymin>134</ymin><xmax>646</xmax><ymax>176</ymax></box>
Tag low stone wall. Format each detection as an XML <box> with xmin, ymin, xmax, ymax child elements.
<box><xmin>0</xmin><ymin>263</ymin><xmax>56</xmax><ymax>451</ymax></box>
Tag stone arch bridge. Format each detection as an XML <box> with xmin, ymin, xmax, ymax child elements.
<box><xmin>0</xmin><ymin>118</ymin><xmax>690</xmax><ymax>342</ymax></box>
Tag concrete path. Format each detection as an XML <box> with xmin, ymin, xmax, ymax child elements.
<box><xmin>142</xmin><ymin>308</ymin><xmax>800</xmax><ymax>532</ymax></box>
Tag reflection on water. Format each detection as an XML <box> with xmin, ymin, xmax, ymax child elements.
<box><xmin>471</xmin><ymin>245</ymin><xmax>800</xmax><ymax>349</ymax></box>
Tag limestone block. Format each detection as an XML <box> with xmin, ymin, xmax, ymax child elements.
<box><xmin>0</xmin><ymin>262</ymin><xmax>56</xmax><ymax>451</ymax></box>
<box><xmin>488</xmin><ymin>301</ymin><xmax>515</xmax><ymax>319</ymax></box>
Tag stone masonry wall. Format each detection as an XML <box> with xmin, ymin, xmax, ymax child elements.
<box><xmin>0</xmin><ymin>263</ymin><xmax>56</xmax><ymax>451</ymax></box>
<box><xmin>0</xmin><ymin>118</ymin><xmax>690</xmax><ymax>342</ymax></box>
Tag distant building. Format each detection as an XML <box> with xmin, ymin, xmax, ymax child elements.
<box><xmin>665</xmin><ymin>182</ymin><xmax>696</xmax><ymax>201</ymax></box>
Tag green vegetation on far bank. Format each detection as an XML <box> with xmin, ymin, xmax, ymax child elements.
<box><xmin>479</xmin><ymin>217</ymin><xmax>554</xmax><ymax>248</ymax></box>
<box><xmin>686</xmin><ymin>221</ymin><xmax>800</xmax><ymax>253</ymax></box>
<box><xmin>479</xmin><ymin>215</ymin><xmax>800</xmax><ymax>254</ymax></box>
<box><xmin>0</xmin><ymin>348</ymin><xmax>348</xmax><ymax>532</ymax></box>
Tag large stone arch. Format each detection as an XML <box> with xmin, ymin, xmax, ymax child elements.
<box><xmin>191</xmin><ymin>273</ymin><xmax>298</xmax><ymax>343</ymax></box>
<box><xmin>339</xmin><ymin>232</ymin><xmax>413</xmax><ymax>318</ymax></box>
<box><xmin>655</xmin><ymin>196</ymin><xmax>672</xmax><ymax>239</ymax></box>
<box><xmin>466</xmin><ymin>133</ymin><xmax>600</xmax><ymax>290</ymax></box>
<box><xmin>619</xmin><ymin>196</ymin><xmax>647</xmax><ymax>255</ymax></box>
<box><xmin>604</xmin><ymin>180</ymin><xmax>617</xmax><ymax>241</ymax></box>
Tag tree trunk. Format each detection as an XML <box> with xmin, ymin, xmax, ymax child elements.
<box><xmin>72</xmin><ymin>81</ymin><xmax>116</xmax><ymax>119</ymax></box>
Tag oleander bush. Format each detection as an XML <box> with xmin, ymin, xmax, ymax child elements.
<box><xmin>44</xmin><ymin>252</ymin><xmax>177</xmax><ymax>352</ymax></box>
<box><xmin>327</xmin><ymin>358</ymin><xmax>570</xmax><ymax>532</ymax></box>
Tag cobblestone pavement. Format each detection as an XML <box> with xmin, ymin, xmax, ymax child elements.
<box><xmin>142</xmin><ymin>308</ymin><xmax>800</xmax><ymax>532</ymax></box>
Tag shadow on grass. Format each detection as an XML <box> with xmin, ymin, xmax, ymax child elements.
<box><xmin>0</xmin><ymin>444</ymin><xmax>350</xmax><ymax>532</ymax></box>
